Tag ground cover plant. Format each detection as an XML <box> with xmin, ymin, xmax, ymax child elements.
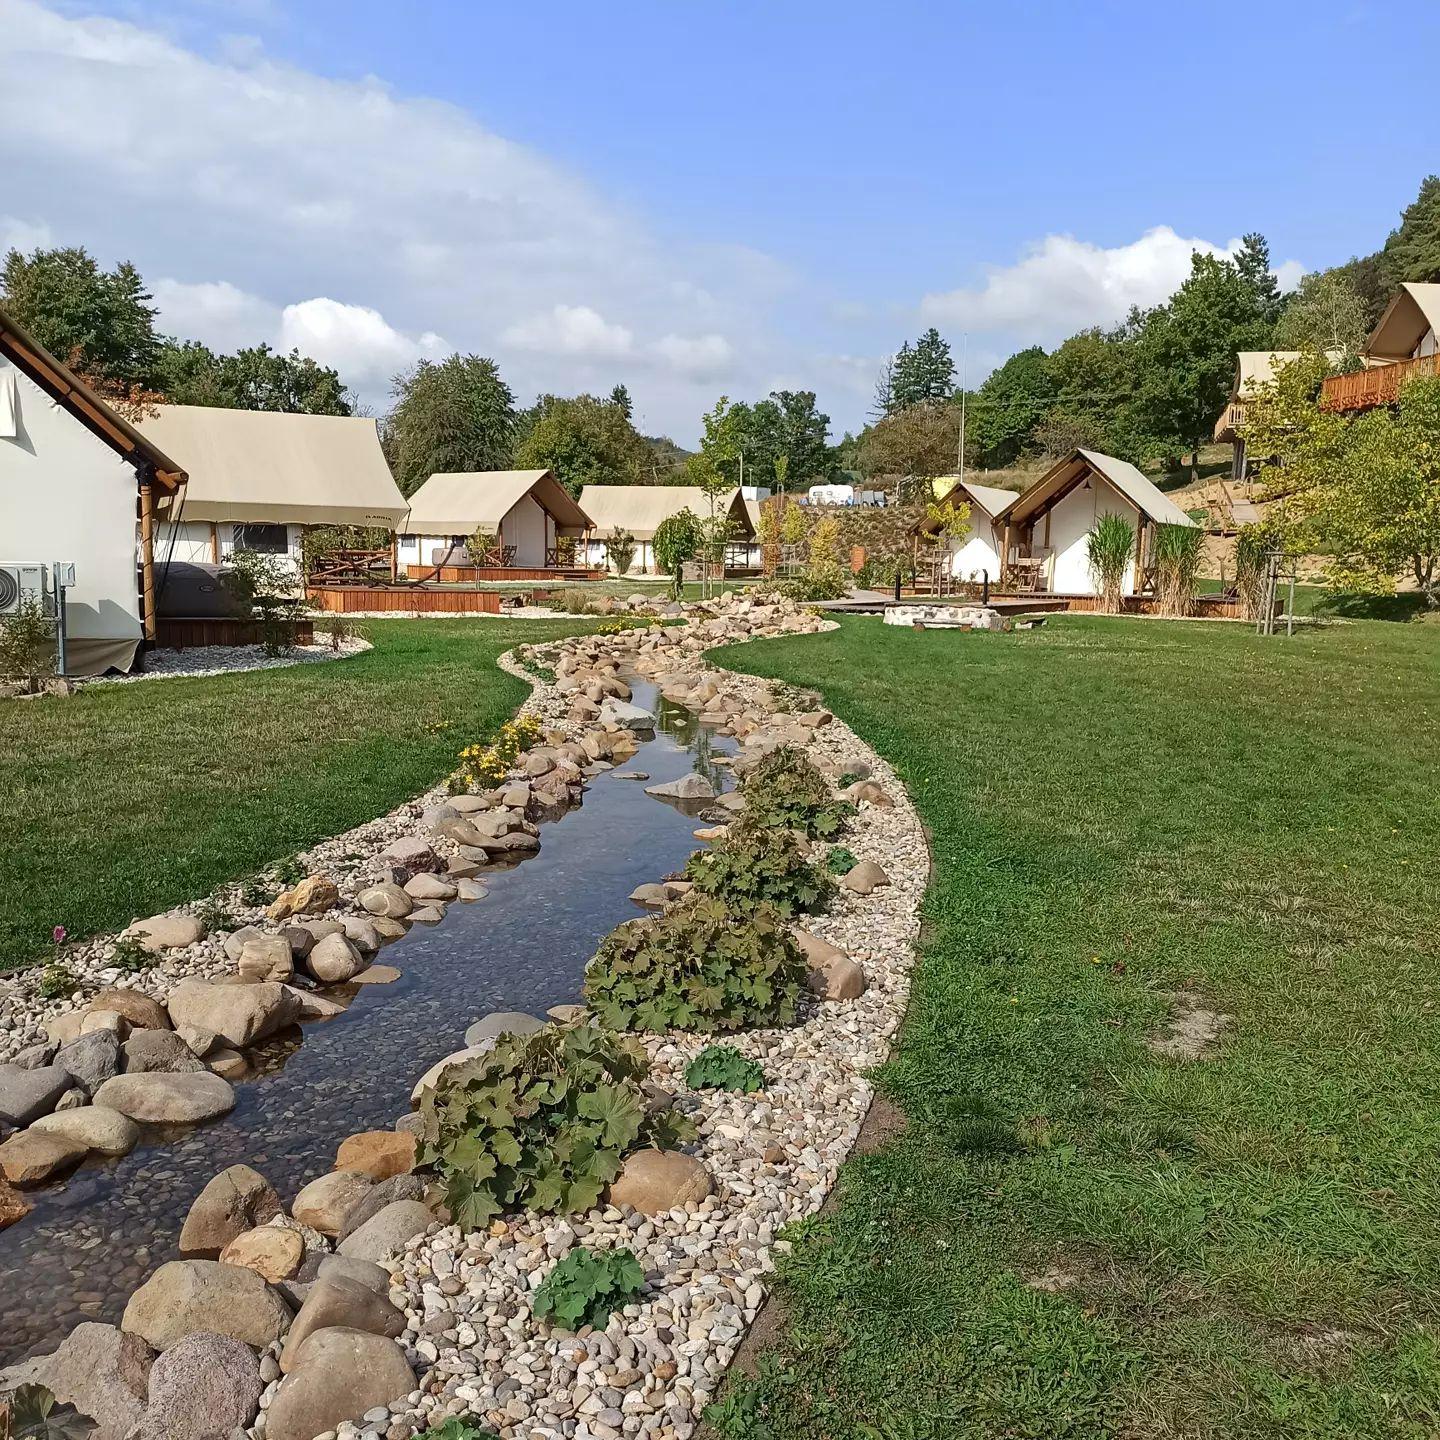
<box><xmin>684</xmin><ymin>820</ymin><xmax>830</xmax><ymax>917</ymax></box>
<box><xmin>584</xmin><ymin>894</ymin><xmax>806</xmax><ymax>1034</ymax></box>
<box><xmin>533</xmin><ymin>1246</ymin><xmax>645</xmax><ymax>1332</ymax></box>
<box><xmin>416</xmin><ymin>1023</ymin><xmax>694</xmax><ymax>1227</ymax></box>
<box><xmin>0</xmin><ymin>617</ymin><xmax>602</xmax><ymax>971</ymax></box>
<box><xmin>685</xmin><ymin>1044</ymin><xmax>766</xmax><ymax>1094</ymax></box>
<box><xmin>708</xmin><ymin>608</ymin><xmax>1440</xmax><ymax>1439</ymax></box>
<box><xmin>741</xmin><ymin>745</ymin><xmax>852</xmax><ymax>840</ymax></box>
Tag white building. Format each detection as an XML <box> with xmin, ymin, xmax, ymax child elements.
<box><xmin>913</xmin><ymin>477</ymin><xmax>1021</xmax><ymax>582</ymax></box>
<box><xmin>137</xmin><ymin>405</ymin><xmax>408</xmax><ymax>574</ymax></box>
<box><xmin>398</xmin><ymin>470</ymin><xmax>592</xmax><ymax>572</ymax></box>
<box><xmin>0</xmin><ymin>305</ymin><xmax>186</xmax><ymax>675</ymax></box>
<box><xmin>576</xmin><ymin>485</ymin><xmax>754</xmax><ymax>574</ymax></box>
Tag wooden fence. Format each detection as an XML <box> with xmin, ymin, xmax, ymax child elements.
<box><xmin>307</xmin><ymin>587</ymin><xmax>501</xmax><ymax>615</ymax></box>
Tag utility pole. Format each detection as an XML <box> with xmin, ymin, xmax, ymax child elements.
<box><xmin>957</xmin><ymin>332</ymin><xmax>968</xmax><ymax>487</ymax></box>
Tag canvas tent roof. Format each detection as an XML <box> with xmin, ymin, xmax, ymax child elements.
<box><xmin>401</xmin><ymin>469</ymin><xmax>590</xmax><ymax>536</ymax></box>
<box><xmin>1365</xmin><ymin>282</ymin><xmax>1440</xmax><ymax>361</ymax></box>
<box><xmin>0</xmin><ymin>304</ymin><xmax>186</xmax><ymax>489</ymax></box>
<box><xmin>1009</xmin><ymin>449</ymin><xmax>1197</xmax><ymax>530</ymax></box>
<box><xmin>576</xmin><ymin>485</ymin><xmax>754</xmax><ymax>541</ymax></box>
<box><xmin>137</xmin><ymin>405</ymin><xmax>405</xmax><ymax>526</ymax></box>
<box><xmin>917</xmin><ymin>476</ymin><xmax>1021</xmax><ymax>532</ymax></box>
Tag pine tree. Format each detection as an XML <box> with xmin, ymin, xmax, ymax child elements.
<box><xmin>609</xmin><ymin>383</ymin><xmax>633</xmax><ymax>420</ymax></box>
<box><xmin>1382</xmin><ymin>175</ymin><xmax>1440</xmax><ymax>285</ymax></box>
<box><xmin>892</xmin><ymin>328</ymin><xmax>955</xmax><ymax>408</ymax></box>
<box><xmin>1234</xmin><ymin>232</ymin><xmax>1284</xmax><ymax>326</ymax></box>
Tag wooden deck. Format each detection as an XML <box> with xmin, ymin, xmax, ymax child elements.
<box><xmin>400</xmin><ymin>564</ymin><xmax>606</xmax><ymax>584</ymax></box>
<box><xmin>307</xmin><ymin>587</ymin><xmax>502</xmax><ymax>615</ymax></box>
<box><xmin>1321</xmin><ymin>354</ymin><xmax>1439</xmax><ymax>412</ymax></box>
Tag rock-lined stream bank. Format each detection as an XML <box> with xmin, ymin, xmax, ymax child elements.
<box><xmin>0</xmin><ymin>683</ymin><xmax>734</xmax><ymax>1365</ymax></box>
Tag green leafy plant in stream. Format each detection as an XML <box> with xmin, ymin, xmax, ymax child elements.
<box><xmin>3</xmin><ymin>1386</ymin><xmax>95</xmax><ymax>1440</ymax></box>
<box><xmin>685</xmin><ymin>819</ymin><xmax>831</xmax><ymax>918</ymax></box>
<box><xmin>585</xmin><ymin>893</ymin><xmax>806</xmax><ymax>1034</ymax></box>
<box><xmin>533</xmin><ymin>1246</ymin><xmax>645</xmax><ymax>1331</ymax></box>
<box><xmin>741</xmin><ymin>746</ymin><xmax>852</xmax><ymax>841</ymax></box>
<box><xmin>416</xmin><ymin>1023</ymin><xmax>694</xmax><ymax>1228</ymax></box>
<box><xmin>685</xmin><ymin>1044</ymin><xmax>766</xmax><ymax>1093</ymax></box>
<box><xmin>825</xmin><ymin>845</ymin><xmax>858</xmax><ymax>875</ymax></box>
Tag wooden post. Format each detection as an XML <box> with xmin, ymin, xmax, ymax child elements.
<box><xmin>390</xmin><ymin>532</ymin><xmax>398</xmax><ymax>582</ymax></box>
<box><xmin>209</xmin><ymin>522</ymin><xmax>219</xmax><ymax>564</ymax></box>
<box><xmin>1001</xmin><ymin>521</ymin><xmax>1014</xmax><ymax>587</ymax></box>
<box><xmin>1134</xmin><ymin>518</ymin><xmax>1148</xmax><ymax>594</ymax></box>
<box><xmin>139</xmin><ymin>476</ymin><xmax>157</xmax><ymax>644</ymax></box>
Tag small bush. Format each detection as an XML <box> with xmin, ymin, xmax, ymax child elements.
<box><xmin>533</xmin><ymin>1246</ymin><xmax>644</xmax><ymax>1331</ymax></box>
<box><xmin>743</xmin><ymin>747</ymin><xmax>851</xmax><ymax>840</ymax></box>
<box><xmin>825</xmin><ymin>845</ymin><xmax>858</xmax><ymax>875</ymax></box>
<box><xmin>313</xmin><ymin>615</ymin><xmax>367</xmax><ymax>652</ymax></box>
<box><xmin>108</xmin><ymin>936</ymin><xmax>155</xmax><ymax>973</ymax></box>
<box><xmin>416</xmin><ymin>1023</ymin><xmax>694</xmax><ymax>1228</ymax></box>
<box><xmin>0</xmin><ymin>600</ymin><xmax>56</xmax><ymax>693</ymax></box>
<box><xmin>413</xmin><ymin>1423</ymin><xmax>498</xmax><ymax>1440</ymax></box>
<box><xmin>192</xmin><ymin>898</ymin><xmax>238</xmax><ymax>934</ymax></box>
<box><xmin>685</xmin><ymin>1044</ymin><xmax>765</xmax><ymax>1093</ymax></box>
<box><xmin>37</xmin><ymin>963</ymin><xmax>78</xmax><ymax>1000</ymax></box>
<box><xmin>585</xmin><ymin>893</ymin><xmax>806</xmax><ymax>1034</ymax></box>
<box><xmin>452</xmin><ymin>713</ymin><xmax>543</xmax><ymax>790</ymax></box>
<box><xmin>685</xmin><ymin>821</ymin><xmax>831</xmax><ymax>918</ymax></box>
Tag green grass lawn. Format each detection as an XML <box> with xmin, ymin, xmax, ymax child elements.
<box><xmin>0</xmin><ymin>617</ymin><xmax>596</xmax><ymax>972</ymax></box>
<box><xmin>708</xmin><ymin>610</ymin><xmax>1440</xmax><ymax>1440</ymax></box>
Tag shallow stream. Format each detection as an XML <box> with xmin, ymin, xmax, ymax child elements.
<box><xmin>0</xmin><ymin>681</ymin><xmax>729</xmax><ymax>1364</ymax></box>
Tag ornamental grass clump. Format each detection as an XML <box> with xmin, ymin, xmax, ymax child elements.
<box><xmin>1086</xmin><ymin>512</ymin><xmax>1135</xmax><ymax>614</ymax></box>
<box><xmin>584</xmin><ymin>893</ymin><xmax>806</xmax><ymax>1034</ymax></box>
<box><xmin>742</xmin><ymin>746</ymin><xmax>852</xmax><ymax>840</ymax></box>
<box><xmin>416</xmin><ymin>1023</ymin><xmax>695</xmax><ymax>1228</ymax></box>
<box><xmin>533</xmin><ymin>1246</ymin><xmax>645</xmax><ymax>1331</ymax></box>
<box><xmin>685</xmin><ymin>819</ymin><xmax>831</xmax><ymax>917</ymax></box>
<box><xmin>1151</xmin><ymin>522</ymin><xmax>1203</xmax><ymax>617</ymax></box>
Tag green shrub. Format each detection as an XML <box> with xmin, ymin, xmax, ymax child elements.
<box><xmin>584</xmin><ymin>894</ymin><xmax>806</xmax><ymax>1034</ymax></box>
<box><xmin>37</xmin><ymin>963</ymin><xmax>77</xmax><ymax>1000</ymax></box>
<box><xmin>825</xmin><ymin>845</ymin><xmax>858</xmax><ymax>875</ymax></box>
<box><xmin>6</xmin><ymin>1383</ymin><xmax>95</xmax><ymax>1438</ymax></box>
<box><xmin>0</xmin><ymin>600</ymin><xmax>57</xmax><ymax>693</ymax></box>
<box><xmin>684</xmin><ymin>821</ymin><xmax>831</xmax><ymax>917</ymax></box>
<box><xmin>685</xmin><ymin>1044</ymin><xmax>766</xmax><ymax>1093</ymax></box>
<box><xmin>533</xmin><ymin>1246</ymin><xmax>644</xmax><ymax>1331</ymax></box>
<box><xmin>416</xmin><ymin>1023</ymin><xmax>694</xmax><ymax>1228</ymax></box>
<box><xmin>743</xmin><ymin>746</ymin><xmax>852</xmax><ymax>840</ymax></box>
<box><xmin>108</xmin><ymin>936</ymin><xmax>155</xmax><ymax>973</ymax></box>
<box><xmin>413</xmin><ymin>1422</ymin><xmax>499</xmax><ymax>1440</ymax></box>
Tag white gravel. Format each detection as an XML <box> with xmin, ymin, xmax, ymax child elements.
<box><xmin>83</xmin><ymin>637</ymin><xmax>371</xmax><ymax>685</ymax></box>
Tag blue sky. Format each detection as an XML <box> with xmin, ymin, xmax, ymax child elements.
<box><xmin>4</xmin><ymin>0</ymin><xmax>1439</xmax><ymax>441</ymax></box>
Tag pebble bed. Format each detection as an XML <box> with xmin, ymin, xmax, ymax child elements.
<box><xmin>82</xmin><ymin>637</ymin><xmax>372</xmax><ymax>686</ymax></box>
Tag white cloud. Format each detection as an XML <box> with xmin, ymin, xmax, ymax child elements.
<box><xmin>921</xmin><ymin>226</ymin><xmax>1304</xmax><ymax>343</ymax></box>
<box><xmin>0</xmin><ymin>214</ymin><xmax>52</xmax><ymax>254</ymax></box>
<box><xmin>502</xmin><ymin>304</ymin><xmax>634</xmax><ymax>360</ymax></box>
<box><xmin>151</xmin><ymin>277</ymin><xmax>279</xmax><ymax>350</ymax></box>
<box><xmin>651</xmin><ymin>333</ymin><xmax>735</xmax><ymax>380</ymax></box>
<box><xmin>278</xmin><ymin>297</ymin><xmax>445</xmax><ymax>383</ymax></box>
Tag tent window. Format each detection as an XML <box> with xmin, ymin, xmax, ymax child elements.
<box><xmin>232</xmin><ymin>523</ymin><xmax>289</xmax><ymax>555</ymax></box>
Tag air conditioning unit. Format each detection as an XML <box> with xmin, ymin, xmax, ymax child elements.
<box><xmin>0</xmin><ymin>563</ymin><xmax>57</xmax><ymax>616</ymax></box>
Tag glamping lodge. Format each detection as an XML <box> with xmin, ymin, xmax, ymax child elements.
<box><xmin>1321</xmin><ymin>282</ymin><xmax>1440</xmax><ymax>413</ymax></box>
<box><xmin>398</xmin><ymin>470</ymin><xmax>597</xmax><ymax>579</ymax></box>
<box><xmin>577</xmin><ymin>485</ymin><xmax>756</xmax><ymax>574</ymax></box>
<box><xmin>0</xmin><ymin>304</ymin><xmax>186</xmax><ymax>675</ymax></box>
<box><xmin>916</xmin><ymin>449</ymin><xmax>1197</xmax><ymax>601</ymax></box>
<box><xmin>138</xmin><ymin>405</ymin><xmax>408</xmax><ymax>576</ymax></box>
<box><xmin>1214</xmin><ymin>351</ymin><xmax>1318</xmax><ymax>483</ymax></box>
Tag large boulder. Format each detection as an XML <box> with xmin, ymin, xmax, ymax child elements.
<box><xmin>94</xmin><ymin>1071</ymin><xmax>235</xmax><ymax>1125</ymax></box>
<box><xmin>335</xmin><ymin>1174</ymin><xmax>425</xmax><ymax>1244</ymax></box>
<box><xmin>165</xmin><ymin>979</ymin><xmax>300</xmax><ymax>1049</ymax></box>
<box><xmin>356</xmin><ymin>881</ymin><xmax>413</xmax><ymax>919</ymax></box>
<box><xmin>794</xmin><ymin>929</ymin><xmax>867</xmax><ymax>1001</ymax></box>
<box><xmin>462</xmin><ymin>1010</ymin><xmax>545</xmax><ymax>1049</ymax></box>
<box><xmin>379</xmin><ymin>837</ymin><xmax>435</xmax><ymax>871</ymax></box>
<box><xmin>335</xmin><ymin>1199</ymin><xmax>434</xmax><ymax>1263</ymax></box>
<box><xmin>120</xmin><ymin>1260</ymin><xmax>291</xmax><ymax>1351</ymax></box>
<box><xmin>266</xmin><ymin>874</ymin><xmax>339</xmax><ymax>922</ymax></box>
<box><xmin>264</xmin><ymin>1328</ymin><xmax>416</xmax><ymax>1440</ymax></box>
<box><xmin>178</xmin><ymin>1165</ymin><xmax>283</xmax><ymax>1256</ymax></box>
<box><xmin>599</xmin><ymin>698</ymin><xmax>657</xmax><ymax>731</ymax></box>
<box><xmin>0</xmin><ymin>1063</ymin><xmax>71</xmax><ymax>1126</ymax></box>
<box><xmin>0</xmin><ymin>1129</ymin><xmax>86</xmax><ymax>1186</ymax></box>
<box><xmin>0</xmin><ymin>1178</ymin><xmax>32</xmax><ymax>1229</ymax></box>
<box><xmin>124</xmin><ymin>1330</ymin><xmax>262</xmax><ymax>1440</ymax></box>
<box><xmin>219</xmin><ymin>1225</ymin><xmax>305</xmax><ymax>1283</ymax></box>
<box><xmin>644</xmin><ymin>773</ymin><xmax>717</xmax><ymax>801</ymax></box>
<box><xmin>122</xmin><ymin>1029</ymin><xmax>206</xmax><ymax>1074</ymax></box>
<box><xmin>4</xmin><ymin>1322</ymin><xmax>153</xmax><ymax>1440</ymax></box>
<box><xmin>409</xmin><ymin>1044</ymin><xmax>491</xmax><ymax>1104</ymax></box>
<box><xmin>127</xmin><ymin>912</ymin><xmax>206</xmax><ymax>952</ymax></box>
<box><xmin>842</xmin><ymin>858</ymin><xmax>891</xmax><ymax>894</ymax></box>
<box><xmin>85</xmin><ymin>988</ymin><xmax>170</xmax><ymax>1031</ymax></box>
<box><xmin>334</xmin><ymin>1130</ymin><xmax>415</xmax><ymax>1182</ymax></box>
<box><xmin>402</xmin><ymin>872</ymin><xmax>458</xmax><ymax>902</ymax></box>
<box><xmin>54</xmin><ymin>1029</ymin><xmax>121</xmax><ymax>1094</ymax></box>
<box><xmin>236</xmin><ymin>934</ymin><xmax>294</xmax><ymax>983</ymax></box>
<box><xmin>31</xmin><ymin>1105</ymin><xmax>139</xmax><ymax>1157</ymax></box>
<box><xmin>304</xmin><ymin>932</ymin><xmax>365</xmax><ymax>985</ymax></box>
<box><xmin>279</xmin><ymin>1273</ymin><xmax>406</xmax><ymax>1372</ymax></box>
<box><xmin>291</xmin><ymin>1169</ymin><xmax>374</xmax><ymax>1238</ymax></box>
<box><xmin>606</xmin><ymin>1148</ymin><xmax>713</xmax><ymax>1214</ymax></box>
<box><xmin>314</xmin><ymin>1255</ymin><xmax>390</xmax><ymax>1294</ymax></box>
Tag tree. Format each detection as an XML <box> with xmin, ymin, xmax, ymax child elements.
<box><xmin>385</xmin><ymin>354</ymin><xmax>516</xmax><ymax>497</ymax></box>
<box><xmin>856</xmin><ymin>402</ymin><xmax>963</xmax><ymax>496</ymax></box>
<box><xmin>870</xmin><ymin>356</ymin><xmax>896</xmax><ymax>421</ymax></box>
<box><xmin>513</xmin><ymin>392</ymin><xmax>649</xmax><ymax>498</ymax></box>
<box><xmin>1234</xmin><ymin>232</ymin><xmax>1285</xmax><ymax>326</ymax></box>
<box><xmin>1033</xmin><ymin>408</ymin><xmax>1109</xmax><ymax>461</ymax></box>
<box><xmin>652</xmin><ymin>509</ymin><xmax>703</xmax><ymax>598</ymax></box>
<box><xmin>1246</xmin><ymin>355</ymin><xmax>1440</xmax><ymax>607</ymax></box>
<box><xmin>1127</xmin><ymin>252</ymin><xmax>1276</xmax><ymax>472</ymax></box>
<box><xmin>609</xmin><ymin>383</ymin><xmax>633</xmax><ymax>420</ymax></box>
<box><xmin>1381</xmin><ymin>174</ymin><xmax>1440</xmax><ymax>286</ymax></box>
<box><xmin>603</xmin><ymin>527</ymin><xmax>637</xmax><ymax>575</ymax></box>
<box><xmin>969</xmin><ymin>346</ymin><xmax>1056</xmax><ymax>466</ymax></box>
<box><xmin>1</xmin><ymin>245</ymin><xmax>160</xmax><ymax>387</ymax></box>
<box><xmin>890</xmin><ymin>328</ymin><xmax>955</xmax><ymax>409</ymax></box>
<box><xmin>1274</xmin><ymin>271</ymin><xmax>1370</xmax><ymax>365</ymax></box>
<box><xmin>153</xmin><ymin>339</ymin><xmax>351</xmax><ymax>415</ymax></box>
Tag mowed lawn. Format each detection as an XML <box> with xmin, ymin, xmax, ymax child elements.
<box><xmin>0</xmin><ymin>618</ymin><xmax>596</xmax><ymax>971</ymax></box>
<box><xmin>709</xmin><ymin>612</ymin><xmax>1440</xmax><ymax>1440</ymax></box>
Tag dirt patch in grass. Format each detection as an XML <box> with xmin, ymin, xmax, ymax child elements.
<box><xmin>1146</xmin><ymin>992</ymin><xmax>1231</xmax><ymax>1060</ymax></box>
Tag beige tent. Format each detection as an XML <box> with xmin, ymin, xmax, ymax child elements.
<box><xmin>138</xmin><ymin>406</ymin><xmax>407</xmax><ymax>526</ymax></box>
<box><xmin>400</xmin><ymin>470</ymin><xmax>592</xmax><ymax>569</ymax></box>
<box><xmin>1365</xmin><ymin>282</ymin><xmax>1440</xmax><ymax>362</ymax></box>
<box><xmin>577</xmin><ymin>485</ymin><xmax>754</xmax><ymax>541</ymax></box>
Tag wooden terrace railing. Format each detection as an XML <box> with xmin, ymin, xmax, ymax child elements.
<box><xmin>1320</xmin><ymin>353</ymin><xmax>1440</xmax><ymax>412</ymax></box>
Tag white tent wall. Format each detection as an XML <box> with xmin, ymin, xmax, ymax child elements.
<box><xmin>161</xmin><ymin>519</ymin><xmax>304</xmax><ymax>574</ymax></box>
<box><xmin>501</xmin><ymin>493</ymin><xmax>548</xmax><ymax>567</ymax></box>
<box><xmin>0</xmin><ymin>353</ymin><xmax>143</xmax><ymax>674</ymax></box>
<box><xmin>1042</xmin><ymin>478</ymin><xmax>1139</xmax><ymax>596</ymax></box>
<box><xmin>946</xmin><ymin>521</ymin><xmax>1003</xmax><ymax>582</ymax></box>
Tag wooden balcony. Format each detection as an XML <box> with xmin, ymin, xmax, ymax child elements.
<box><xmin>1214</xmin><ymin>400</ymin><xmax>1246</xmax><ymax>441</ymax></box>
<box><xmin>1321</xmin><ymin>353</ymin><xmax>1440</xmax><ymax>412</ymax></box>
